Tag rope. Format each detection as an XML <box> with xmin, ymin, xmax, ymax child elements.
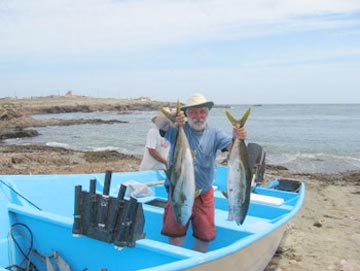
<box><xmin>0</xmin><ymin>179</ymin><xmax>42</xmax><ymax>211</ymax></box>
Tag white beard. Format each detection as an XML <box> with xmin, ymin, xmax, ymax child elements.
<box><xmin>188</xmin><ymin>117</ymin><xmax>206</xmax><ymax>132</ymax></box>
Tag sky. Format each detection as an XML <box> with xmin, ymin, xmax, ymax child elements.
<box><xmin>1</xmin><ymin>0</ymin><xmax>360</xmax><ymax>104</ymax></box>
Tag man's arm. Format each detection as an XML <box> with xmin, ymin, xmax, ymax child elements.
<box><xmin>148</xmin><ymin>148</ymin><xmax>168</xmax><ymax>167</ymax></box>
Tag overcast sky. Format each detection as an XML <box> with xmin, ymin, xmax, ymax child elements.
<box><xmin>1</xmin><ymin>0</ymin><xmax>360</xmax><ymax>104</ymax></box>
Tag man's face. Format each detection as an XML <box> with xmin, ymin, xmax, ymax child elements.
<box><xmin>186</xmin><ymin>107</ymin><xmax>209</xmax><ymax>132</ymax></box>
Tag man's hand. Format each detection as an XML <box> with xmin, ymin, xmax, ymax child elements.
<box><xmin>233</xmin><ymin>127</ymin><xmax>247</xmax><ymax>140</ymax></box>
<box><xmin>175</xmin><ymin>110</ymin><xmax>186</xmax><ymax>126</ymax></box>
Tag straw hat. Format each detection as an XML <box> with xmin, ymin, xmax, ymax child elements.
<box><xmin>152</xmin><ymin>113</ymin><xmax>165</xmax><ymax>123</ymax></box>
<box><xmin>181</xmin><ymin>93</ymin><xmax>214</xmax><ymax>111</ymax></box>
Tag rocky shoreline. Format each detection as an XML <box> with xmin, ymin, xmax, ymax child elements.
<box><xmin>1</xmin><ymin>95</ymin><xmax>359</xmax><ymax>270</ymax></box>
<box><xmin>0</xmin><ymin>94</ymin><xmax>173</xmax><ymax>115</ymax></box>
<box><xmin>0</xmin><ymin>95</ymin><xmax>173</xmax><ymax>141</ymax></box>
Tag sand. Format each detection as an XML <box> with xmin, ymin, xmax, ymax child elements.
<box><xmin>1</xmin><ymin>95</ymin><xmax>359</xmax><ymax>270</ymax></box>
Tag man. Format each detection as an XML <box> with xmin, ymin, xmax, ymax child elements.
<box><xmin>139</xmin><ymin>112</ymin><xmax>170</xmax><ymax>171</ymax></box>
<box><xmin>161</xmin><ymin>93</ymin><xmax>247</xmax><ymax>252</ymax></box>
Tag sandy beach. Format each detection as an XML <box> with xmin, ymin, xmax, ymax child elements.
<box><xmin>1</xmin><ymin>95</ymin><xmax>359</xmax><ymax>270</ymax></box>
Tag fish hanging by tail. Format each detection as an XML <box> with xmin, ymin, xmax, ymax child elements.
<box><xmin>161</xmin><ymin>100</ymin><xmax>196</xmax><ymax>225</ymax></box>
<box><xmin>225</xmin><ymin>108</ymin><xmax>252</xmax><ymax>225</ymax></box>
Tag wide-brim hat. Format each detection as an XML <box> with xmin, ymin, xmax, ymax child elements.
<box><xmin>181</xmin><ymin>93</ymin><xmax>214</xmax><ymax>111</ymax></box>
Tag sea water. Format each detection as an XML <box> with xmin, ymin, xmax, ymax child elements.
<box><xmin>5</xmin><ymin>104</ymin><xmax>360</xmax><ymax>174</ymax></box>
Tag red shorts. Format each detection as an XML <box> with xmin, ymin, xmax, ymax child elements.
<box><xmin>161</xmin><ymin>187</ymin><xmax>215</xmax><ymax>242</ymax></box>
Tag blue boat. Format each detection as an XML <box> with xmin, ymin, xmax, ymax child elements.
<box><xmin>0</xmin><ymin>166</ymin><xmax>304</xmax><ymax>271</ymax></box>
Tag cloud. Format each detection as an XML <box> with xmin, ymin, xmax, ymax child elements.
<box><xmin>1</xmin><ymin>0</ymin><xmax>360</xmax><ymax>103</ymax></box>
<box><xmin>1</xmin><ymin>0</ymin><xmax>359</xmax><ymax>59</ymax></box>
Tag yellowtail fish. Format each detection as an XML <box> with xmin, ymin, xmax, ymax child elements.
<box><xmin>225</xmin><ymin>108</ymin><xmax>252</xmax><ymax>225</ymax></box>
<box><xmin>161</xmin><ymin>101</ymin><xmax>196</xmax><ymax>225</ymax></box>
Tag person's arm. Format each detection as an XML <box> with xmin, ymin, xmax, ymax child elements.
<box><xmin>148</xmin><ymin>148</ymin><xmax>168</xmax><ymax>168</ymax></box>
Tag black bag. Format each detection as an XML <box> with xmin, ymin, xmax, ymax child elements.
<box><xmin>247</xmin><ymin>143</ymin><xmax>266</xmax><ymax>184</ymax></box>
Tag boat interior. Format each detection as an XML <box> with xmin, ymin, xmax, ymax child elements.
<box><xmin>0</xmin><ymin>166</ymin><xmax>303</xmax><ymax>270</ymax></box>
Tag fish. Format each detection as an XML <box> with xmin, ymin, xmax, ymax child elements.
<box><xmin>161</xmin><ymin>100</ymin><xmax>196</xmax><ymax>225</ymax></box>
<box><xmin>225</xmin><ymin>108</ymin><xmax>252</xmax><ymax>225</ymax></box>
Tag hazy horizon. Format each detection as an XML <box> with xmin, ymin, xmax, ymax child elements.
<box><xmin>1</xmin><ymin>92</ymin><xmax>359</xmax><ymax>106</ymax></box>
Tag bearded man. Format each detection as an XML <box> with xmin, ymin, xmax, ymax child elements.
<box><xmin>160</xmin><ymin>93</ymin><xmax>247</xmax><ymax>252</ymax></box>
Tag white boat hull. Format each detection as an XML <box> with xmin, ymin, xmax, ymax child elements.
<box><xmin>189</xmin><ymin>225</ymin><xmax>285</xmax><ymax>271</ymax></box>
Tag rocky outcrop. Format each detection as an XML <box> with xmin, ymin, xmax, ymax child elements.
<box><xmin>0</xmin><ymin>128</ymin><xmax>39</xmax><ymax>140</ymax></box>
<box><xmin>0</xmin><ymin>95</ymin><xmax>174</xmax><ymax>115</ymax></box>
<box><xmin>0</xmin><ymin>103</ymin><xmax>24</xmax><ymax>120</ymax></box>
<box><xmin>0</xmin><ymin>95</ymin><xmax>172</xmax><ymax>141</ymax></box>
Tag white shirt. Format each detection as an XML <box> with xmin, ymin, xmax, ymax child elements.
<box><xmin>139</xmin><ymin>127</ymin><xmax>170</xmax><ymax>170</ymax></box>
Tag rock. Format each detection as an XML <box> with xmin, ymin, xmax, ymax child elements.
<box><xmin>0</xmin><ymin>128</ymin><xmax>39</xmax><ymax>140</ymax></box>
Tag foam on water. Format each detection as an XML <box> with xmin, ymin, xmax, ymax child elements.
<box><xmin>46</xmin><ymin>142</ymin><xmax>70</xmax><ymax>148</ymax></box>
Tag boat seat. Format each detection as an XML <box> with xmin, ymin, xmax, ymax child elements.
<box><xmin>7</xmin><ymin>203</ymin><xmax>203</xmax><ymax>260</ymax></box>
<box><xmin>8</xmin><ymin>204</ymin><xmax>72</xmax><ymax>227</ymax></box>
<box><xmin>137</xmin><ymin>239</ymin><xmax>204</xmax><ymax>259</ymax></box>
<box><xmin>250</xmin><ymin>193</ymin><xmax>284</xmax><ymax>206</ymax></box>
<box><xmin>214</xmin><ymin>208</ymin><xmax>271</xmax><ymax>231</ymax></box>
<box><xmin>213</xmin><ymin>187</ymin><xmax>284</xmax><ymax>206</ymax></box>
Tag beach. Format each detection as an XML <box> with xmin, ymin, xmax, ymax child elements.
<box><xmin>1</xmin><ymin>96</ymin><xmax>359</xmax><ymax>270</ymax></box>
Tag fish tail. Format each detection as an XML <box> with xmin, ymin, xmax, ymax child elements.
<box><xmin>221</xmin><ymin>191</ymin><xmax>228</xmax><ymax>199</ymax></box>
<box><xmin>225</xmin><ymin>110</ymin><xmax>239</xmax><ymax>127</ymax></box>
<box><xmin>161</xmin><ymin>99</ymin><xmax>182</xmax><ymax>124</ymax></box>
<box><xmin>176</xmin><ymin>99</ymin><xmax>181</xmax><ymax>114</ymax></box>
<box><xmin>225</xmin><ymin>108</ymin><xmax>251</xmax><ymax>128</ymax></box>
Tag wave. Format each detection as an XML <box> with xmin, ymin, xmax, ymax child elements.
<box><xmin>45</xmin><ymin>142</ymin><xmax>70</xmax><ymax>148</ymax></box>
<box><xmin>90</xmin><ymin>146</ymin><xmax>121</xmax><ymax>152</ymax></box>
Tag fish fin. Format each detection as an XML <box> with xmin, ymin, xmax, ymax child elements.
<box><xmin>164</xmin><ymin>169</ymin><xmax>171</xmax><ymax>180</ymax></box>
<box><xmin>194</xmin><ymin>189</ymin><xmax>202</xmax><ymax>197</ymax></box>
<box><xmin>191</xmin><ymin>149</ymin><xmax>196</xmax><ymax>158</ymax></box>
<box><xmin>165</xmin><ymin>168</ymin><xmax>177</xmax><ymax>187</ymax></box>
<box><xmin>221</xmin><ymin>191</ymin><xmax>228</xmax><ymax>199</ymax></box>
<box><xmin>225</xmin><ymin>108</ymin><xmax>251</xmax><ymax>128</ymax></box>
<box><xmin>180</xmin><ymin>191</ymin><xmax>186</xmax><ymax>201</ymax></box>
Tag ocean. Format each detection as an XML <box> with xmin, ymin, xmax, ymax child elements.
<box><xmin>5</xmin><ymin>104</ymin><xmax>360</xmax><ymax>174</ymax></box>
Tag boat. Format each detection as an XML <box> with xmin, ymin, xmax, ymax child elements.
<box><xmin>0</xmin><ymin>165</ymin><xmax>305</xmax><ymax>271</ymax></box>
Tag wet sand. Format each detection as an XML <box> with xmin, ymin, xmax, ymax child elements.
<box><xmin>1</xmin><ymin>95</ymin><xmax>359</xmax><ymax>270</ymax></box>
